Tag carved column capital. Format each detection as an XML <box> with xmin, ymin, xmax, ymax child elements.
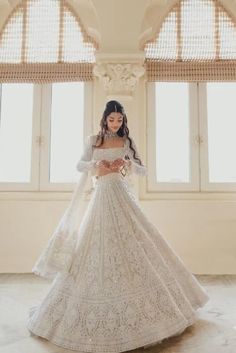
<box><xmin>93</xmin><ymin>63</ymin><xmax>145</xmax><ymax>97</ymax></box>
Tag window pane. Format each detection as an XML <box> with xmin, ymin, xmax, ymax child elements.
<box><xmin>50</xmin><ymin>82</ymin><xmax>84</xmax><ymax>183</ymax></box>
<box><xmin>155</xmin><ymin>82</ymin><xmax>190</xmax><ymax>182</ymax></box>
<box><xmin>207</xmin><ymin>83</ymin><xmax>236</xmax><ymax>182</ymax></box>
<box><xmin>0</xmin><ymin>84</ymin><xmax>33</xmax><ymax>182</ymax></box>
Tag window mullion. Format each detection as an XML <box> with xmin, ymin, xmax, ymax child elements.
<box><xmin>189</xmin><ymin>82</ymin><xmax>200</xmax><ymax>191</ymax></box>
<box><xmin>39</xmin><ymin>83</ymin><xmax>52</xmax><ymax>191</ymax></box>
<box><xmin>31</xmin><ymin>84</ymin><xmax>42</xmax><ymax>191</ymax></box>
<box><xmin>198</xmin><ymin>82</ymin><xmax>210</xmax><ymax>191</ymax></box>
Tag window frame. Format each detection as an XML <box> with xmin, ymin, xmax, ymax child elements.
<box><xmin>199</xmin><ymin>82</ymin><xmax>236</xmax><ymax>192</ymax></box>
<box><xmin>0</xmin><ymin>84</ymin><xmax>40</xmax><ymax>191</ymax></box>
<box><xmin>40</xmin><ymin>81</ymin><xmax>93</xmax><ymax>192</ymax></box>
<box><xmin>146</xmin><ymin>82</ymin><xmax>200</xmax><ymax>192</ymax></box>
<box><xmin>0</xmin><ymin>81</ymin><xmax>92</xmax><ymax>192</ymax></box>
<box><xmin>144</xmin><ymin>81</ymin><xmax>236</xmax><ymax>199</ymax></box>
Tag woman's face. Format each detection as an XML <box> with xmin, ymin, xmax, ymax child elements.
<box><xmin>106</xmin><ymin>112</ymin><xmax>123</xmax><ymax>133</ymax></box>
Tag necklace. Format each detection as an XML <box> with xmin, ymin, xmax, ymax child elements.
<box><xmin>104</xmin><ymin>130</ymin><xmax>119</xmax><ymax>139</ymax></box>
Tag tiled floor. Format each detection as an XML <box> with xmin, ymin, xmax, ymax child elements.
<box><xmin>0</xmin><ymin>274</ymin><xmax>236</xmax><ymax>353</ymax></box>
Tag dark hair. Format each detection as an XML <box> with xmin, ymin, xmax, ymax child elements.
<box><xmin>92</xmin><ymin>100</ymin><xmax>143</xmax><ymax>166</ymax></box>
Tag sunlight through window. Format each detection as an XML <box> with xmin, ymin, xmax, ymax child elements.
<box><xmin>0</xmin><ymin>84</ymin><xmax>33</xmax><ymax>182</ymax></box>
<box><xmin>155</xmin><ymin>82</ymin><xmax>190</xmax><ymax>183</ymax></box>
<box><xmin>50</xmin><ymin>82</ymin><xmax>84</xmax><ymax>183</ymax></box>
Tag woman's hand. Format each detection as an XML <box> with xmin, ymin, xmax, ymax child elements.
<box><xmin>95</xmin><ymin>160</ymin><xmax>112</xmax><ymax>176</ymax></box>
<box><xmin>95</xmin><ymin>158</ymin><xmax>131</xmax><ymax>176</ymax></box>
<box><xmin>109</xmin><ymin>158</ymin><xmax>126</xmax><ymax>172</ymax></box>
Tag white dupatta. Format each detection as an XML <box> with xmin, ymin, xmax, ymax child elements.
<box><xmin>32</xmin><ymin>170</ymin><xmax>91</xmax><ymax>280</ymax></box>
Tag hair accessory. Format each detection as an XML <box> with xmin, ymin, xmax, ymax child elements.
<box><xmin>115</xmin><ymin>104</ymin><xmax>117</xmax><ymax>112</ymax></box>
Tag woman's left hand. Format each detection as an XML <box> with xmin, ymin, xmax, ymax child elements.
<box><xmin>109</xmin><ymin>158</ymin><xmax>131</xmax><ymax>172</ymax></box>
<box><xmin>109</xmin><ymin>158</ymin><xmax>125</xmax><ymax>170</ymax></box>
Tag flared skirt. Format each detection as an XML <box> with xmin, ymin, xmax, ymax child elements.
<box><xmin>27</xmin><ymin>172</ymin><xmax>209</xmax><ymax>352</ymax></box>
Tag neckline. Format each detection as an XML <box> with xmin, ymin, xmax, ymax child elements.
<box><xmin>94</xmin><ymin>137</ymin><xmax>127</xmax><ymax>150</ymax></box>
<box><xmin>94</xmin><ymin>146</ymin><xmax>125</xmax><ymax>150</ymax></box>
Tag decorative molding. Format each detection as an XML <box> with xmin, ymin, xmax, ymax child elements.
<box><xmin>93</xmin><ymin>62</ymin><xmax>145</xmax><ymax>97</ymax></box>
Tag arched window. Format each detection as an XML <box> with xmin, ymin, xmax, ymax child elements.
<box><xmin>143</xmin><ymin>0</ymin><xmax>236</xmax><ymax>81</ymax></box>
<box><xmin>144</xmin><ymin>0</ymin><xmax>236</xmax><ymax>193</ymax></box>
<box><xmin>0</xmin><ymin>0</ymin><xmax>98</xmax><ymax>82</ymax></box>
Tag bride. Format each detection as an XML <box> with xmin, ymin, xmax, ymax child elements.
<box><xmin>27</xmin><ymin>100</ymin><xmax>209</xmax><ymax>352</ymax></box>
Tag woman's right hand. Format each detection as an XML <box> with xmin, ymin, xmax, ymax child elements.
<box><xmin>96</xmin><ymin>160</ymin><xmax>113</xmax><ymax>176</ymax></box>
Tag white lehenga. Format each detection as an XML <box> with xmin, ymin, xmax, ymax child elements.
<box><xmin>27</xmin><ymin>135</ymin><xmax>209</xmax><ymax>353</ymax></box>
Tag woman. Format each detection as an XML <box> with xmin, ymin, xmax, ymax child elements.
<box><xmin>27</xmin><ymin>100</ymin><xmax>209</xmax><ymax>352</ymax></box>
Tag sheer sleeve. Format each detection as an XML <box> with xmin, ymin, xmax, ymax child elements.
<box><xmin>76</xmin><ymin>135</ymin><xmax>97</xmax><ymax>174</ymax></box>
<box><xmin>126</xmin><ymin>136</ymin><xmax>147</xmax><ymax>176</ymax></box>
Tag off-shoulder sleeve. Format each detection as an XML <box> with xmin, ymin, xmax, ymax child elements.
<box><xmin>126</xmin><ymin>136</ymin><xmax>147</xmax><ymax>176</ymax></box>
<box><xmin>76</xmin><ymin>135</ymin><xmax>97</xmax><ymax>173</ymax></box>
